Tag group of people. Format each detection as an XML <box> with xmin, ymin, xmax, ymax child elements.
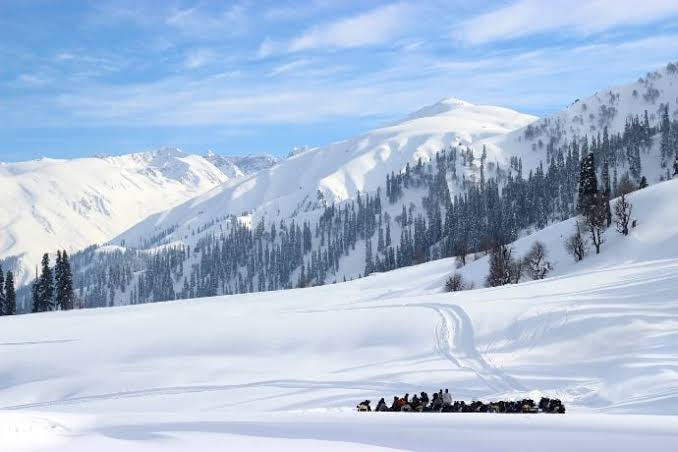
<box><xmin>356</xmin><ymin>390</ymin><xmax>565</xmax><ymax>414</ymax></box>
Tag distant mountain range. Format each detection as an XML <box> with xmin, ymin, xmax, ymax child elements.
<box><xmin>6</xmin><ymin>61</ymin><xmax>678</xmax><ymax>305</ymax></box>
<box><xmin>0</xmin><ymin>148</ymin><xmax>278</xmax><ymax>285</ymax></box>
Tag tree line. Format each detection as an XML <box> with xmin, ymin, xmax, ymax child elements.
<box><xmin>31</xmin><ymin>250</ymin><xmax>75</xmax><ymax>312</ymax></box>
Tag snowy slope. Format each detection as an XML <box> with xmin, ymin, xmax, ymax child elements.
<box><xmin>481</xmin><ymin>62</ymin><xmax>678</xmax><ymax>177</ymax></box>
<box><xmin>204</xmin><ymin>150</ymin><xmax>280</xmax><ymax>179</ymax></box>
<box><xmin>117</xmin><ymin>63</ymin><xmax>678</xmax><ymax>251</ymax></box>
<box><xmin>117</xmin><ymin>99</ymin><xmax>536</xmax><ymax>245</ymax></box>
<box><xmin>0</xmin><ymin>148</ymin><xmax>228</xmax><ymax>285</ymax></box>
<box><xmin>1</xmin><ymin>179</ymin><xmax>677</xmax><ymax>451</ymax></box>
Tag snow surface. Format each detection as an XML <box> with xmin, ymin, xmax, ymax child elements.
<box><xmin>204</xmin><ymin>151</ymin><xmax>279</xmax><ymax>179</ymax></box>
<box><xmin>116</xmin><ymin>98</ymin><xmax>536</xmax><ymax>246</ymax></box>
<box><xmin>483</xmin><ymin>63</ymin><xmax>678</xmax><ymax>177</ymax></box>
<box><xmin>1</xmin><ymin>179</ymin><xmax>677</xmax><ymax>451</ymax></box>
<box><xmin>0</xmin><ymin>149</ymin><xmax>228</xmax><ymax>285</ymax></box>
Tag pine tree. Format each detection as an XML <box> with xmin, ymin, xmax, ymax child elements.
<box><xmin>601</xmin><ymin>159</ymin><xmax>612</xmax><ymax>226</ymax></box>
<box><xmin>31</xmin><ymin>273</ymin><xmax>39</xmax><ymax>313</ymax></box>
<box><xmin>33</xmin><ymin>253</ymin><xmax>54</xmax><ymax>312</ymax></box>
<box><xmin>639</xmin><ymin>176</ymin><xmax>648</xmax><ymax>189</ymax></box>
<box><xmin>55</xmin><ymin>250</ymin><xmax>75</xmax><ymax>310</ymax></box>
<box><xmin>577</xmin><ymin>152</ymin><xmax>598</xmax><ymax>215</ymax></box>
<box><xmin>576</xmin><ymin>153</ymin><xmax>607</xmax><ymax>254</ymax></box>
<box><xmin>660</xmin><ymin>105</ymin><xmax>671</xmax><ymax>165</ymax></box>
<box><xmin>673</xmin><ymin>154</ymin><xmax>678</xmax><ymax>177</ymax></box>
<box><xmin>4</xmin><ymin>271</ymin><xmax>16</xmax><ymax>315</ymax></box>
<box><xmin>364</xmin><ymin>239</ymin><xmax>374</xmax><ymax>276</ymax></box>
<box><xmin>0</xmin><ymin>266</ymin><xmax>5</xmax><ymax>315</ymax></box>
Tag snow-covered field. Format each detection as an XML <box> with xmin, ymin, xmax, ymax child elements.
<box><xmin>1</xmin><ymin>180</ymin><xmax>677</xmax><ymax>450</ymax></box>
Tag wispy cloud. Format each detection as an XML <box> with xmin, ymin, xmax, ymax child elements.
<box><xmin>258</xmin><ymin>3</ymin><xmax>416</xmax><ymax>56</ymax></box>
<box><xmin>184</xmin><ymin>49</ymin><xmax>217</xmax><ymax>69</ymax></box>
<box><xmin>17</xmin><ymin>74</ymin><xmax>50</xmax><ymax>87</ymax></box>
<box><xmin>256</xmin><ymin>38</ymin><xmax>277</xmax><ymax>59</ymax></box>
<box><xmin>459</xmin><ymin>0</ymin><xmax>678</xmax><ymax>44</ymax></box>
<box><xmin>39</xmin><ymin>32</ymin><xmax>678</xmax><ymax>129</ymax></box>
<box><xmin>289</xmin><ymin>3</ymin><xmax>414</xmax><ymax>52</ymax></box>
<box><xmin>165</xmin><ymin>3</ymin><xmax>249</xmax><ymax>38</ymax></box>
<box><xmin>268</xmin><ymin>59</ymin><xmax>309</xmax><ymax>77</ymax></box>
<box><xmin>5</xmin><ymin>0</ymin><xmax>678</xmax><ymax>159</ymax></box>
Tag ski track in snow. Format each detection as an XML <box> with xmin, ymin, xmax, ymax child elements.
<box><xmin>423</xmin><ymin>303</ymin><xmax>525</xmax><ymax>395</ymax></box>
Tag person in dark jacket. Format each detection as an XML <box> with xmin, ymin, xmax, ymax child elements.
<box><xmin>390</xmin><ymin>396</ymin><xmax>400</xmax><ymax>412</ymax></box>
<box><xmin>375</xmin><ymin>398</ymin><xmax>389</xmax><ymax>412</ymax></box>
<box><xmin>356</xmin><ymin>400</ymin><xmax>371</xmax><ymax>412</ymax></box>
<box><xmin>411</xmin><ymin>395</ymin><xmax>422</xmax><ymax>412</ymax></box>
<box><xmin>420</xmin><ymin>392</ymin><xmax>429</xmax><ymax>407</ymax></box>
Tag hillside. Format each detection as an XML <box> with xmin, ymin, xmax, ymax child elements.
<box><xmin>117</xmin><ymin>99</ymin><xmax>536</xmax><ymax>246</ymax></box>
<box><xmin>1</xmin><ymin>179</ymin><xmax>677</xmax><ymax>451</ymax></box>
<box><xmin>204</xmin><ymin>151</ymin><xmax>280</xmax><ymax>179</ymax></box>
<box><xmin>17</xmin><ymin>63</ymin><xmax>678</xmax><ymax>310</ymax></box>
<box><xmin>117</xmin><ymin>63</ymin><xmax>678</xmax><ymax>252</ymax></box>
<box><xmin>0</xmin><ymin>149</ymin><xmax>228</xmax><ymax>285</ymax></box>
<box><xmin>483</xmin><ymin>62</ymin><xmax>678</xmax><ymax>177</ymax></box>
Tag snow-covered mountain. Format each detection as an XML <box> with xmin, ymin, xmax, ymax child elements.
<box><xmin>203</xmin><ymin>151</ymin><xmax>280</xmax><ymax>179</ymax></box>
<box><xmin>482</xmin><ymin>62</ymin><xmax>678</xmax><ymax>176</ymax></box>
<box><xmin>117</xmin><ymin>60</ymin><xmax>678</xmax><ymax>250</ymax></box>
<box><xmin>2</xmin><ymin>178</ymin><xmax>677</xmax><ymax>451</ymax></box>
<box><xmin>19</xmin><ymin>62</ymin><xmax>678</xmax><ymax>310</ymax></box>
<box><xmin>118</xmin><ymin>98</ymin><xmax>536</xmax><ymax>246</ymax></box>
<box><xmin>0</xmin><ymin>148</ymin><xmax>229</xmax><ymax>285</ymax></box>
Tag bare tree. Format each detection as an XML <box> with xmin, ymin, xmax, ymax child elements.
<box><xmin>617</xmin><ymin>173</ymin><xmax>637</xmax><ymax>195</ymax></box>
<box><xmin>565</xmin><ymin>224</ymin><xmax>587</xmax><ymax>262</ymax></box>
<box><xmin>453</xmin><ymin>240</ymin><xmax>469</xmax><ymax>267</ymax></box>
<box><xmin>509</xmin><ymin>258</ymin><xmax>524</xmax><ymax>284</ymax></box>
<box><xmin>524</xmin><ymin>241</ymin><xmax>553</xmax><ymax>280</ymax></box>
<box><xmin>614</xmin><ymin>193</ymin><xmax>633</xmax><ymax>236</ymax></box>
<box><xmin>582</xmin><ymin>194</ymin><xmax>607</xmax><ymax>254</ymax></box>
<box><xmin>445</xmin><ymin>273</ymin><xmax>472</xmax><ymax>292</ymax></box>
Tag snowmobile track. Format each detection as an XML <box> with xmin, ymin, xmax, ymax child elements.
<box><xmin>423</xmin><ymin>303</ymin><xmax>525</xmax><ymax>394</ymax></box>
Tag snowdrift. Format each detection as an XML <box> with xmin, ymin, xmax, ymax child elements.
<box><xmin>1</xmin><ymin>179</ymin><xmax>677</xmax><ymax>451</ymax></box>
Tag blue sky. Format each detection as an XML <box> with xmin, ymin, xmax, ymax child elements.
<box><xmin>2</xmin><ymin>0</ymin><xmax>678</xmax><ymax>161</ymax></box>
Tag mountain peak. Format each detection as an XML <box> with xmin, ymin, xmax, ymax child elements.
<box><xmin>404</xmin><ymin>97</ymin><xmax>475</xmax><ymax>121</ymax></box>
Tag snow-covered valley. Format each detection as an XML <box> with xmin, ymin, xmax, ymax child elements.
<box><xmin>1</xmin><ymin>179</ymin><xmax>677</xmax><ymax>451</ymax></box>
<box><xmin>6</xmin><ymin>1</ymin><xmax>678</xmax><ymax>449</ymax></box>
<box><xmin>0</xmin><ymin>149</ymin><xmax>277</xmax><ymax>287</ymax></box>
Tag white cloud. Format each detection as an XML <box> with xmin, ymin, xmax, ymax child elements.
<box><xmin>268</xmin><ymin>59</ymin><xmax>309</xmax><ymax>77</ymax></box>
<box><xmin>256</xmin><ymin>38</ymin><xmax>277</xmax><ymax>59</ymax></box>
<box><xmin>460</xmin><ymin>0</ymin><xmax>678</xmax><ymax>44</ymax></box>
<box><xmin>55</xmin><ymin>52</ymin><xmax>76</xmax><ymax>62</ymax></box>
<box><xmin>184</xmin><ymin>49</ymin><xmax>217</xmax><ymax>69</ymax></box>
<box><xmin>289</xmin><ymin>2</ymin><xmax>413</xmax><ymax>52</ymax></box>
<box><xmin>14</xmin><ymin>31</ymin><xmax>678</xmax><ymax>130</ymax></box>
<box><xmin>165</xmin><ymin>3</ymin><xmax>248</xmax><ymax>37</ymax></box>
<box><xmin>256</xmin><ymin>2</ymin><xmax>415</xmax><ymax>57</ymax></box>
